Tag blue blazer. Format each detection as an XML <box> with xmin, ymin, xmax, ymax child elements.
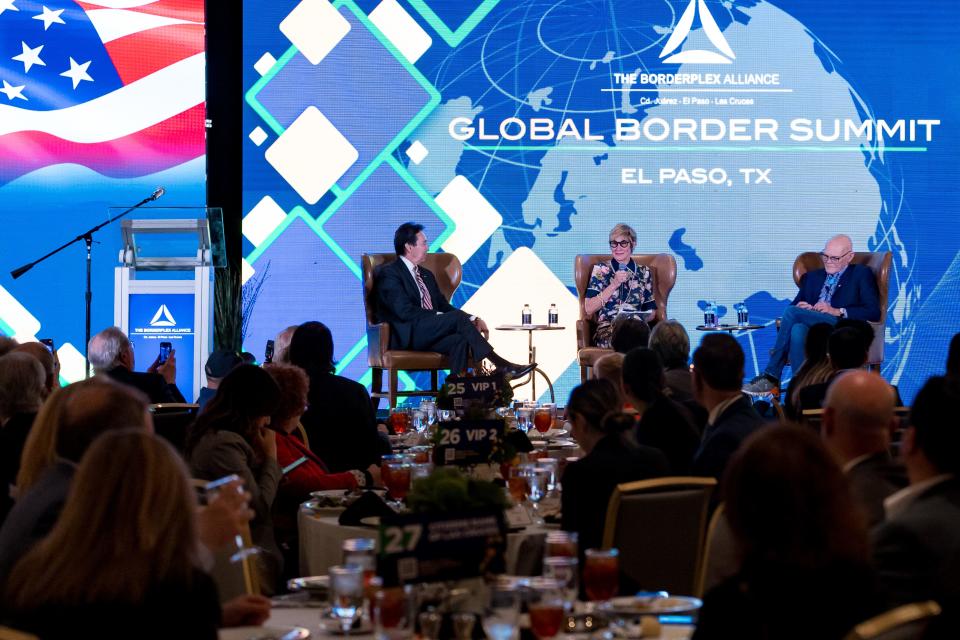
<box><xmin>791</xmin><ymin>263</ymin><xmax>880</xmax><ymax>322</ymax></box>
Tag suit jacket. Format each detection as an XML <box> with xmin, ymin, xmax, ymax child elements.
<box><xmin>847</xmin><ymin>452</ymin><xmax>907</xmax><ymax>529</ymax></box>
<box><xmin>692</xmin><ymin>395</ymin><xmax>765</xmax><ymax>482</ymax></box>
<box><xmin>374</xmin><ymin>258</ymin><xmax>454</xmax><ymax>349</ymax></box>
<box><xmin>634</xmin><ymin>396</ymin><xmax>701</xmax><ymax>475</ymax></box>
<box><xmin>105</xmin><ymin>366</ymin><xmax>186</xmax><ymax>404</ymax></box>
<box><xmin>561</xmin><ymin>434</ymin><xmax>669</xmax><ymax>553</ymax></box>
<box><xmin>791</xmin><ymin>263</ymin><xmax>880</xmax><ymax>322</ymax></box>
<box><xmin>872</xmin><ymin>476</ymin><xmax>960</xmax><ymax>639</ymax></box>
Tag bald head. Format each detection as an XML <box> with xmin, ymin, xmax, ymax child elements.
<box><xmin>825</xmin><ymin>234</ymin><xmax>853</xmax><ymax>254</ymax></box>
<box><xmin>822</xmin><ymin>370</ymin><xmax>895</xmax><ymax>459</ymax></box>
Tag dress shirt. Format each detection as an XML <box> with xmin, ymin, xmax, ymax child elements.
<box><xmin>883</xmin><ymin>473</ymin><xmax>955</xmax><ymax>520</ymax></box>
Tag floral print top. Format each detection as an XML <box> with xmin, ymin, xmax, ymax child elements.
<box><xmin>585</xmin><ymin>258</ymin><xmax>657</xmax><ymax>348</ymax></box>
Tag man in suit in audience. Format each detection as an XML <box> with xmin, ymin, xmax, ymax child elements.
<box><xmin>821</xmin><ymin>370</ymin><xmax>906</xmax><ymax>528</ymax></box>
<box><xmin>88</xmin><ymin>326</ymin><xmax>185</xmax><ymax>404</ymax></box>
<box><xmin>691</xmin><ymin>333</ymin><xmax>765</xmax><ymax>482</ymax></box>
<box><xmin>745</xmin><ymin>234</ymin><xmax>880</xmax><ymax>394</ymax></box>
<box><xmin>375</xmin><ymin>222</ymin><xmax>534</xmax><ymax>377</ymax></box>
<box><xmin>872</xmin><ymin>376</ymin><xmax>960</xmax><ymax>638</ymax></box>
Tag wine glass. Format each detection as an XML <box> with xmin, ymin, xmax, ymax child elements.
<box><xmin>437</xmin><ymin>409</ymin><xmax>453</xmax><ymax>423</ymax></box>
<box><xmin>516</xmin><ymin>407</ymin><xmax>533</xmax><ymax>432</ymax></box>
<box><xmin>526</xmin><ymin>579</ymin><xmax>566</xmax><ymax>640</ymax></box>
<box><xmin>411</xmin><ymin>410</ymin><xmax>426</xmax><ymax>435</ymax></box>
<box><xmin>388</xmin><ymin>408</ymin><xmax>410</xmax><ymax>435</ymax></box>
<box><xmin>536</xmin><ymin>459</ymin><xmax>559</xmax><ymax>493</ymax></box>
<box><xmin>543</xmin><ymin>556</ymin><xmax>578</xmax><ymax>612</ymax></box>
<box><xmin>534</xmin><ymin>403</ymin><xmax>556</xmax><ymax>434</ymax></box>
<box><xmin>329</xmin><ymin>564</ymin><xmax>365</xmax><ymax>634</ymax></box>
<box><xmin>419</xmin><ymin>399</ymin><xmax>437</xmax><ymax>428</ymax></box>
<box><xmin>583</xmin><ymin>548</ymin><xmax>619</xmax><ymax>605</ymax></box>
<box><xmin>520</xmin><ymin>464</ymin><xmax>549</xmax><ymax>525</ymax></box>
<box><xmin>482</xmin><ymin>585</ymin><xmax>520</xmax><ymax>640</ymax></box>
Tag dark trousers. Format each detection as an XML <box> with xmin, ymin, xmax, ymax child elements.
<box><xmin>411</xmin><ymin>310</ymin><xmax>493</xmax><ymax>373</ymax></box>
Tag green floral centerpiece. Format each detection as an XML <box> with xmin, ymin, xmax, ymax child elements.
<box><xmin>406</xmin><ymin>467</ymin><xmax>509</xmax><ymax>514</ymax></box>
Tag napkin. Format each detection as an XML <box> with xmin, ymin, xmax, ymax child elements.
<box><xmin>337</xmin><ymin>490</ymin><xmax>396</xmax><ymax>526</ymax></box>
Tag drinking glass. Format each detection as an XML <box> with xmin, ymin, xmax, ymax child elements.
<box><xmin>202</xmin><ymin>474</ymin><xmax>259</xmax><ymax>563</ymax></box>
<box><xmin>583</xmin><ymin>548</ymin><xmax>619</xmax><ymax>603</ymax></box>
<box><xmin>417</xmin><ymin>610</ymin><xmax>442</xmax><ymax>640</ymax></box>
<box><xmin>520</xmin><ymin>464</ymin><xmax>549</xmax><ymax>525</ymax></box>
<box><xmin>410</xmin><ymin>462</ymin><xmax>432</xmax><ymax>482</ymax></box>
<box><xmin>380</xmin><ymin>454</ymin><xmax>412</xmax><ymax>490</ymax></box>
<box><xmin>388</xmin><ymin>408</ymin><xmax>411</xmax><ymax>435</ymax></box>
<box><xmin>543</xmin><ymin>556</ymin><xmax>579</xmax><ymax>612</ymax></box>
<box><xmin>536</xmin><ymin>459</ymin><xmax>559</xmax><ymax>493</ymax></box>
<box><xmin>507</xmin><ymin>466</ymin><xmax>527</xmax><ymax>505</ymax></box>
<box><xmin>533</xmin><ymin>403</ymin><xmax>556</xmax><ymax>434</ymax></box>
<box><xmin>411</xmin><ymin>410</ymin><xmax>426</xmax><ymax>434</ymax></box>
<box><xmin>342</xmin><ymin>538</ymin><xmax>377</xmax><ymax>585</ymax></box>
<box><xmin>526</xmin><ymin>579</ymin><xmax>566</xmax><ymax>640</ymax></box>
<box><xmin>544</xmin><ymin>531</ymin><xmax>578</xmax><ymax>559</ymax></box>
<box><xmin>437</xmin><ymin>409</ymin><xmax>453</xmax><ymax>422</ymax></box>
<box><xmin>482</xmin><ymin>585</ymin><xmax>520</xmax><ymax>640</ymax></box>
<box><xmin>451</xmin><ymin>613</ymin><xmax>476</xmax><ymax>640</ymax></box>
<box><xmin>329</xmin><ymin>564</ymin><xmax>365</xmax><ymax>634</ymax></box>
<box><xmin>373</xmin><ymin>585</ymin><xmax>413</xmax><ymax>640</ymax></box>
<box><xmin>419</xmin><ymin>400</ymin><xmax>437</xmax><ymax>428</ymax></box>
<box><xmin>516</xmin><ymin>407</ymin><xmax>533</xmax><ymax>432</ymax></box>
<box><xmin>384</xmin><ymin>460</ymin><xmax>412</xmax><ymax>508</ymax></box>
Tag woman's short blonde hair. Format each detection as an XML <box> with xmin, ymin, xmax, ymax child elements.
<box><xmin>609</xmin><ymin>223</ymin><xmax>636</xmax><ymax>246</ymax></box>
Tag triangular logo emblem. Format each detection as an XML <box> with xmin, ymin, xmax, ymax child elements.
<box><xmin>149</xmin><ymin>304</ymin><xmax>177</xmax><ymax>327</ymax></box>
<box><xmin>660</xmin><ymin>0</ymin><xmax>735</xmax><ymax>64</ymax></box>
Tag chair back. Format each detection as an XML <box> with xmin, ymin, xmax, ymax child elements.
<box><xmin>698</xmin><ymin>503</ymin><xmax>739</xmax><ymax>597</ymax></box>
<box><xmin>843</xmin><ymin>601</ymin><xmax>941</xmax><ymax>640</ymax></box>
<box><xmin>0</xmin><ymin>627</ymin><xmax>40</xmax><ymax>640</ymax></box>
<box><xmin>793</xmin><ymin>251</ymin><xmax>892</xmax><ymax>365</ymax></box>
<box><xmin>602</xmin><ymin>476</ymin><xmax>716</xmax><ymax>595</ymax></box>
<box><xmin>362</xmin><ymin>253</ymin><xmax>463</xmax><ymax>326</ymax></box>
<box><xmin>148</xmin><ymin>403</ymin><xmax>199</xmax><ymax>452</ymax></box>
<box><xmin>575</xmin><ymin>254</ymin><xmax>677</xmax><ymax>326</ymax></box>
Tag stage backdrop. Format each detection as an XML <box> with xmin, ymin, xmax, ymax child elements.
<box><xmin>0</xmin><ymin>0</ymin><xmax>206</xmax><ymax>382</ymax></box>
<box><xmin>242</xmin><ymin>0</ymin><xmax>958</xmax><ymax>404</ymax></box>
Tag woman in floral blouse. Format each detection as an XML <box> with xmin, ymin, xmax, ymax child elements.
<box><xmin>583</xmin><ymin>223</ymin><xmax>657</xmax><ymax>349</ymax></box>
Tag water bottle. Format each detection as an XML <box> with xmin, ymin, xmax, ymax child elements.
<box><xmin>548</xmin><ymin>303</ymin><xmax>559</xmax><ymax>325</ymax></box>
<box><xmin>735</xmin><ymin>302</ymin><xmax>749</xmax><ymax>327</ymax></box>
<box><xmin>521</xmin><ymin>304</ymin><xmax>532</xmax><ymax>325</ymax></box>
<box><xmin>704</xmin><ymin>301</ymin><xmax>718</xmax><ymax>328</ymax></box>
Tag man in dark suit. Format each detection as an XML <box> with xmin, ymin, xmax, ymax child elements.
<box><xmin>375</xmin><ymin>222</ymin><xmax>534</xmax><ymax>376</ymax></box>
<box><xmin>745</xmin><ymin>234</ymin><xmax>880</xmax><ymax>394</ymax></box>
<box><xmin>872</xmin><ymin>376</ymin><xmax>960</xmax><ymax>638</ymax></box>
<box><xmin>88</xmin><ymin>326</ymin><xmax>185</xmax><ymax>404</ymax></box>
<box><xmin>691</xmin><ymin>334</ymin><xmax>765</xmax><ymax>482</ymax></box>
<box><xmin>820</xmin><ymin>370</ymin><xmax>906</xmax><ymax>528</ymax></box>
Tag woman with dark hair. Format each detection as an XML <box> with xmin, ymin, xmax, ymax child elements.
<box><xmin>561</xmin><ymin>379</ymin><xmax>668</xmax><ymax>554</ymax></box>
<box><xmin>693</xmin><ymin>426</ymin><xmax>880</xmax><ymax>640</ymax></box>
<box><xmin>3</xmin><ymin>431</ymin><xmax>222</xmax><ymax>638</ymax></box>
<box><xmin>289</xmin><ymin>321</ymin><xmax>388</xmax><ymax>473</ymax></box>
<box><xmin>621</xmin><ymin>348</ymin><xmax>699</xmax><ymax>474</ymax></box>
<box><xmin>783</xmin><ymin>322</ymin><xmax>834</xmax><ymax>420</ymax></box>
<box><xmin>186</xmin><ymin>364</ymin><xmax>283</xmax><ymax>593</ymax></box>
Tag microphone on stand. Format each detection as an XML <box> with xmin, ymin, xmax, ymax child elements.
<box><xmin>151</xmin><ymin>186</ymin><xmax>166</xmax><ymax>201</ymax></box>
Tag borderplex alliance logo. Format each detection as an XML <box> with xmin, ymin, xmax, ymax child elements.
<box><xmin>660</xmin><ymin>0</ymin><xmax>735</xmax><ymax>64</ymax></box>
<box><xmin>149</xmin><ymin>304</ymin><xmax>177</xmax><ymax>328</ymax></box>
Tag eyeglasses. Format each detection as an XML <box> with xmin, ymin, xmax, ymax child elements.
<box><xmin>609</xmin><ymin>240</ymin><xmax>632</xmax><ymax>249</ymax></box>
<box><xmin>819</xmin><ymin>251</ymin><xmax>851</xmax><ymax>263</ymax></box>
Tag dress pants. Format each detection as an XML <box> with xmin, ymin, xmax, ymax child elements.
<box><xmin>410</xmin><ymin>310</ymin><xmax>493</xmax><ymax>373</ymax></box>
<box><xmin>764</xmin><ymin>305</ymin><xmax>838</xmax><ymax>380</ymax></box>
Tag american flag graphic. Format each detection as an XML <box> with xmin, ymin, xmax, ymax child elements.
<box><xmin>0</xmin><ymin>0</ymin><xmax>205</xmax><ymax>186</ymax></box>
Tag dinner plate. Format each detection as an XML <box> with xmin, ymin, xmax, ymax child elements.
<box><xmin>600</xmin><ymin>594</ymin><xmax>702</xmax><ymax>615</ymax></box>
<box><xmin>218</xmin><ymin>625</ymin><xmax>310</xmax><ymax>640</ymax></box>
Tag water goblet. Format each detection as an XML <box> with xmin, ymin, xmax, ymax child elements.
<box><xmin>482</xmin><ymin>585</ymin><xmax>520</xmax><ymax>640</ymax></box>
<box><xmin>329</xmin><ymin>564</ymin><xmax>365</xmax><ymax>634</ymax></box>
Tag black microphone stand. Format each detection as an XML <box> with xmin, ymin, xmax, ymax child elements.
<box><xmin>10</xmin><ymin>190</ymin><xmax>162</xmax><ymax>378</ymax></box>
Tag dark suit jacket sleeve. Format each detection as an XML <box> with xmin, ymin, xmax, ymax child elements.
<box><xmin>792</xmin><ymin>271</ymin><xmax>820</xmax><ymax>306</ymax></box>
<box><xmin>376</xmin><ymin>262</ymin><xmax>434</xmax><ymax>323</ymax></box>
<box><xmin>872</xmin><ymin>519</ymin><xmax>938</xmax><ymax>608</ymax></box>
<box><xmin>691</xmin><ymin>432</ymin><xmax>740</xmax><ymax>481</ymax></box>
<box><xmin>842</xmin><ymin>266</ymin><xmax>881</xmax><ymax>322</ymax></box>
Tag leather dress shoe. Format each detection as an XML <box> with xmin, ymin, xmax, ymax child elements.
<box><xmin>497</xmin><ymin>361</ymin><xmax>536</xmax><ymax>379</ymax></box>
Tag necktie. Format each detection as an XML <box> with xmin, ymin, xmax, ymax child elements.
<box><xmin>819</xmin><ymin>273</ymin><xmax>840</xmax><ymax>305</ymax></box>
<box><xmin>414</xmin><ymin>266</ymin><xmax>433</xmax><ymax>310</ymax></box>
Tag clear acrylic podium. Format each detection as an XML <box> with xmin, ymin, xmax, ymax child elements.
<box><xmin>114</xmin><ymin>208</ymin><xmax>225</xmax><ymax>401</ymax></box>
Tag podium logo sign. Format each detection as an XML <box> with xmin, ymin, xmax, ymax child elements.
<box><xmin>149</xmin><ymin>304</ymin><xmax>177</xmax><ymax>327</ymax></box>
<box><xmin>129</xmin><ymin>293</ymin><xmax>195</xmax><ymax>398</ymax></box>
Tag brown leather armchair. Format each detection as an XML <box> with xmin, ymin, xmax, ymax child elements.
<box><xmin>575</xmin><ymin>253</ymin><xmax>677</xmax><ymax>382</ymax></box>
<box><xmin>790</xmin><ymin>251</ymin><xmax>891</xmax><ymax>368</ymax></box>
<box><xmin>362</xmin><ymin>252</ymin><xmax>462</xmax><ymax>409</ymax></box>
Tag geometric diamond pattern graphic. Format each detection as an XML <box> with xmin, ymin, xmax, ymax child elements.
<box><xmin>405</xmin><ymin>0</ymin><xmax>501</xmax><ymax>47</ymax></box>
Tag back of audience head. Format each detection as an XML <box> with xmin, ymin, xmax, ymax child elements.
<box><xmin>610</xmin><ymin>315</ymin><xmax>650</xmax><ymax>353</ymax></box>
<box><xmin>822</xmin><ymin>370</ymin><xmax>896</xmax><ymax>458</ymax></box>
<box><xmin>274</xmin><ymin>325</ymin><xmax>299</xmax><ymax>364</ymax></box>
<box><xmin>835</xmin><ymin>318</ymin><xmax>874</xmax><ymax>353</ymax></box>
<box><xmin>0</xmin><ymin>352</ymin><xmax>46</xmax><ymax>420</ymax></box>
<box><xmin>5</xmin><ymin>430</ymin><xmax>198</xmax><ymax>608</ymax></box>
<box><xmin>827</xmin><ymin>327</ymin><xmax>869</xmax><ymax>371</ymax></box>
<box><xmin>288</xmin><ymin>321</ymin><xmax>336</xmax><ymax>377</ymax></box>
<box><xmin>186</xmin><ymin>364</ymin><xmax>280</xmax><ymax>454</ymax></box>
<box><xmin>566</xmin><ymin>379</ymin><xmax>629</xmax><ymax>438</ymax></box>
<box><xmin>263</xmin><ymin>363</ymin><xmax>310</xmax><ymax>433</ymax></box>
<box><xmin>16</xmin><ymin>378</ymin><xmax>151</xmax><ymax>493</ymax></box>
<box><xmin>12</xmin><ymin>342</ymin><xmax>58</xmax><ymax>397</ymax></box>
<box><xmin>621</xmin><ymin>347</ymin><xmax>666</xmax><ymax>405</ymax></box>
<box><xmin>593</xmin><ymin>352</ymin><xmax>624</xmax><ymax>394</ymax></box>
<box><xmin>947</xmin><ymin>331</ymin><xmax>960</xmax><ymax>378</ymax></box>
<box><xmin>803</xmin><ymin>322</ymin><xmax>834</xmax><ymax>366</ymax></box>
<box><xmin>87</xmin><ymin>326</ymin><xmax>132</xmax><ymax>373</ymax></box>
<box><xmin>692</xmin><ymin>333</ymin><xmax>744</xmax><ymax>395</ymax></box>
<box><xmin>904</xmin><ymin>375</ymin><xmax>960</xmax><ymax>477</ymax></box>
<box><xmin>724</xmin><ymin>425</ymin><xmax>868</xmax><ymax>572</ymax></box>
<box><xmin>0</xmin><ymin>335</ymin><xmax>18</xmax><ymax>357</ymax></box>
<box><xmin>648</xmin><ymin>319</ymin><xmax>689</xmax><ymax>370</ymax></box>
<box><xmin>204</xmin><ymin>349</ymin><xmax>242</xmax><ymax>387</ymax></box>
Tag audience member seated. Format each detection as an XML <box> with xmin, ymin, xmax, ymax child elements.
<box><xmin>621</xmin><ymin>348</ymin><xmax>700</xmax><ymax>474</ymax></box>
<box><xmin>873</xmin><ymin>376</ymin><xmax>960</xmax><ymax>639</ymax></box>
<box><xmin>0</xmin><ymin>336</ymin><xmax>17</xmax><ymax>357</ymax></box>
<box><xmin>561</xmin><ymin>379</ymin><xmax>668</xmax><ymax>553</ymax></box>
<box><xmin>288</xmin><ymin>321</ymin><xmax>389</xmax><ymax>473</ymax></box>
<box><xmin>693</xmin><ymin>426</ymin><xmax>880</xmax><ymax>640</ymax></box>
<box><xmin>592</xmin><ymin>352</ymin><xmax>625</xmax><ymax>404</ymax></box>
<box><xmin>0</xmin><ymin>353</ymin><xmax>46</xmax><ymax>524</ymax></box>
<box><xmin>947</xmin><ymin>332</ymin><xmax>960</xmax><ymax>378</ymax></box>
<box><xmin>648</xmin><ymin>320</ymin><xmax>708</xmax><ymax>430</ymax></box>
<box><xmin>273</xmin><ymin>325</ymin><xmax>298</xmax><ymax>365</ymax></box>
<box><xmin>196</xmin><ymin>350</ymin><xmax>243</xmax><ymax>411</ymax></box>
<box><xmin>89</xmin><ymin>326</ymin><xmax>185</xmax><ymax>404</ymax></box>
<box><xmin>691</xmin><ymin>334</ymin><xmax>765</xmax><ymax>482</ymax></box>
<box><xmin>12</xmin><ymin>342</ymin><xmax>59</xmax><ymax>398</ymax></box>
<box><xmin>263</xmin><ymin>364</ymin><xmax>380</xmax><ymax>579</ymax></box>
<box><xmin>186</xmin><ymin>365</ymin><xmax>284</xmax><ymax>594</ymax></box>
<box><xmin>2</xmin><ymin>431</ymin><xmax>225</xmax><ymax>638</ymax></box>
<box><xmin>821</xmin><ymin>371</ymin><xmax>906</xmax><ymax>528</ymax></box>
<box><xmin>783</xmin><ymin>322</ymin><xmax>834</xmax><ymax>420</ymax></box>
<box><xmin>797</xmin><ymin>325</ymin><xmax>870</xmax><ymax>414</ymax></box>
<box><xmin>610</xmin><ymin>314</ymin><xmax>650</xmax><ymax>353</ymax></box>
<box><xmin>0</xmin><ymin>379</ymin><xmax>151</xmax><ymax>581</ymax></box>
